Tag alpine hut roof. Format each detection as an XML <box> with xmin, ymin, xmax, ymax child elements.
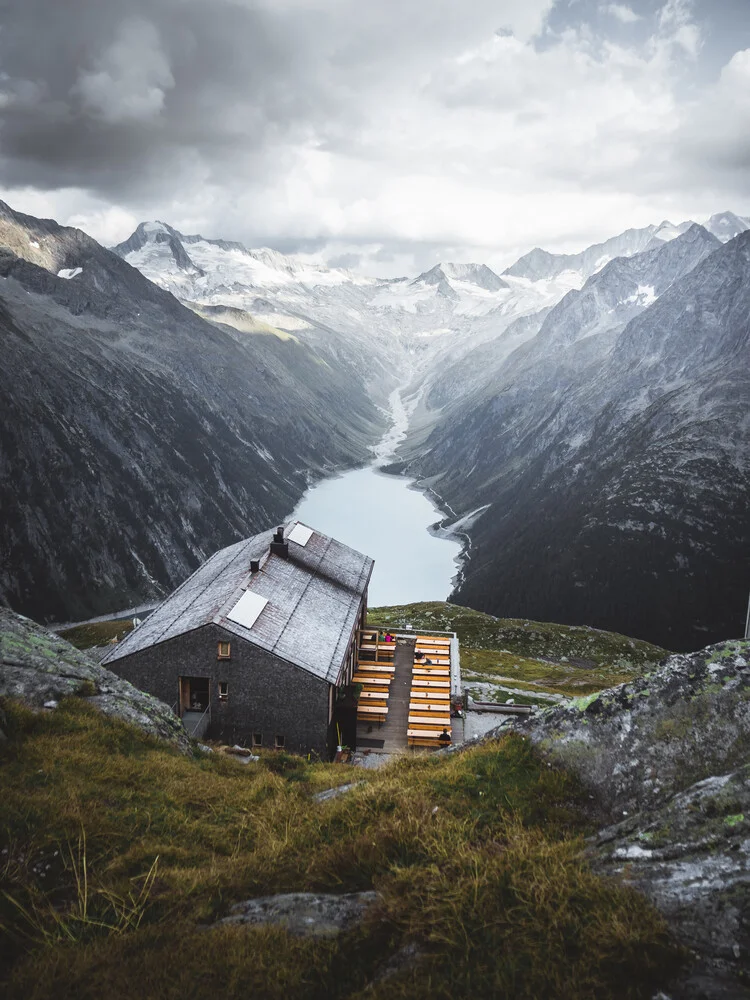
<box><xmin>101</xmin><ymin>522</ymin><xmax>374</xmax><ymax>684</ymax></box>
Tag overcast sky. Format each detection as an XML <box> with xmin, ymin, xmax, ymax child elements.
<box><xmin>1</xmin><ymin>0</ymin><xmax>749</xmax><ymax>274</ymax></box>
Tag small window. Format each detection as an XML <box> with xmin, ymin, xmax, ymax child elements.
<box><xmin>274</xmin><ymin>734</ymin><xmax>285</xmax><ymax>750</ymax></box>
<box><xmin>217</xmin><ymin>641</ymin><xmax>231</xmax><ymax>659</ymax></box>
<box><xmin>218</xmin><ymin>681</ymin><xmax>229</xmax><ymax>701</ymax></box>
<box><xmin>252</xmin><ymin>733</ymin><xmax>262</xmax><ymax>747</ymax></box>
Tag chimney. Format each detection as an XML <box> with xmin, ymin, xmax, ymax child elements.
<box><xmin>250</xmin><ymin>559</ymin><xmax>260</xmax><ymax>573</ymax></box>
<box><xmin>269</xmin><ymin>526</ymin><xmax>289</xmax><ymax>559</ymax></box>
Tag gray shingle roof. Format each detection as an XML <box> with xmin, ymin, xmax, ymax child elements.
<box><xmin>102</xmin><ymin>523</ymin><xmax>373</xmax><ymax>684</ymax></box>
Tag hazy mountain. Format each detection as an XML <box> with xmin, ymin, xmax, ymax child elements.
<box><xmin>113</xmin><ymin>221</ymin><xmax>579</xmax><ymax>369</ymax></box>
<box><xmin>412</xmin><ymin>262</ymin><xmax>508</xmax><ymax>293</ymax></box>
<box><xmin>702</xmin><ymin>211</ymin><xmax>750</xmax><ymax>242</ymax></box>
<box><xmin>0</xmin><ymin>201</ymin><xmax>384</xmax><ymax>622</ymax></box>
<box><xmin>421</xmin><ymin>225</ymin><xmax>720</xmax><ymax>422</ymax></box>
<box><xmin>503</xmin><ymin>219</ymin><xmax>695</xmax><ymax>283</ymax></box>
<box><xmin>399</xmin><ymin>229</ymin><xmax>750</xmax><ymax>649</ymax></box>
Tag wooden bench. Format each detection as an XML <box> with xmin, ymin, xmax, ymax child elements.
<box><xmin>409</xmin><ymin>715</ymin><xmax>451</xmax><ymax>727</ymax></box>
<box><xmin>353</xmin><ymin>673</ymin><xmax>392</xmax><ymax>683</ymax></box>
<box><xmin>416</xmin><ymin>636</ymin><xmax>451</xmax><ymax>645</ymax></box>
<box><xmin>414</xmin><ymin>658</ymin><xmax>450</xmax><ymax>667</ymax></box>
<box><xmin>408</xmin><ymin>738</ymin><xmax>448</xmax><ymax>748</ymax></box>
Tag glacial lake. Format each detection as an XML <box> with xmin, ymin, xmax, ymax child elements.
<box><xmin>292</xmin><ymin>388</ymin><xmax>463</xmax><ymax>608</ymax></box>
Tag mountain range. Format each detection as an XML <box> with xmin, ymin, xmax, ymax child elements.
<box><xmin>397</xmin><ymin>223</ymin><xmax>750</xmax><ymax>649</ymax></box>
<box><xmin>0</xmin><ymin>201</ymin><xmax>748</xmax><ymax>648</ymax></box>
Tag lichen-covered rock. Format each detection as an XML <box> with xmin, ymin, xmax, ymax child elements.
<box><xmin>0</xmin><ymin>609</ymin><xmax>192</xmax><ymax>753</ymax></box>
<box><xmin>513</xmin><ymin>640</ymin><xmax>750</xmax><ymax>821</ymax></box>
<box><xmin>219</xmin><ymin>891</ymin><xmax>379</xmax><ymax>936</ymax></box>
<box><xmin>591</xmin><ymin>765</ymin><xmax>750</xmax><ymax>998</ymax></box>
<box><xmin>500</xmin><ymin>638</ymin><xmax>750</xmax><ymax>998</ymax></box>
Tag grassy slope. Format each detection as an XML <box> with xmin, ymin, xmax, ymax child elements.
<box><xmin>0</xmin><ymin>698</ymin><xmax>681</xmax><ymax>1000</ymax></box>
<box><xmin>58</xmin><ymin>620</ymin><xmax>135</xmax><ymax>650</ymax></box>
<box><xmin>370</xmin><ymin>602</ymin><xmax>669</xmax><ymax>698</ymax></box>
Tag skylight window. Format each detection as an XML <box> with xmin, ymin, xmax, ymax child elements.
<box><xmin>226</xmin><ymin>589</ymin><xmax>268</xmax><ymax>630</ymax></box>
<box><xmin>288</xmin><ymin>522</ymin><xmax>314</xmax><ymax>546</ymax></box>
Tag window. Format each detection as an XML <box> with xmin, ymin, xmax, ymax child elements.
<box><xmin>274</xmin><ymin>734</ymin><xmax>285</xmax><ymax>750</ymax></box>
<box><xmin>218</xmin><ymin>681</ymin><xmax>229</xmax><ymax>701</ymax></box>
<box><xmin>217</xmin><ymin>641</ymin><xmax>231</xmax><ymax>659</ymax></box>
<box><xmin>252</xmin><ymin>733</ymin><xmax>262</xmax><ymax>747</ymax></box>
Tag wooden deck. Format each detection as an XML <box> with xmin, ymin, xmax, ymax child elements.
<box><xmin>355</xmin><ymin>627</ymin><xmax>460</xmax><ymax>754</ymax></box>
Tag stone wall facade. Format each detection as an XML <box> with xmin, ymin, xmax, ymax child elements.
<box><xmin>108</xmin><ymin>623</ymin><xmax>332</xmax><ymax>757</ymax></box>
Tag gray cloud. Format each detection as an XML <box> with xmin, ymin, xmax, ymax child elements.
<box><xmin>0</xmin><ymin>0</ymin><xmax>328</xmax><ymax>196</ymax></box>
<box><xmin>1</xmin><ymin>0</ymin><xmax>750</xmax><ymax>270</ymax></box>
<box><xmin>0</xmin><ymin>0</ymin><xmax>543</xmax><ymax>199</ymax></box>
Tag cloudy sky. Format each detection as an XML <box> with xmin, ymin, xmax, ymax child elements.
<box><xmin>1</xmin><ymin>0</ymin><xmax>749</xmax><ymax>274</ymax></box>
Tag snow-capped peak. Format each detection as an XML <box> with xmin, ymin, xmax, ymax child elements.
<box><xmin>413</xmin><ymin>261</ymin><xmax>507</xmax><ymax>293</ymax></box>
<box><xmin>703</xmin><ymin>211</ymin><xmax>750</xmax><ymax>242</ymax></box>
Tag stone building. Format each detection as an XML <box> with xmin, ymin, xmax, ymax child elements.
<box><xmin>102</xmin><ymin>522</ymin><xmax>373</xmax><ymax>757</ymax></box>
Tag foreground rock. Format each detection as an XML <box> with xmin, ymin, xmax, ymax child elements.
<box><xmin>219</xmin><ymin>892</ymin><xmax>379</xmax><ymax>937</ymax></box>
<box><xmin>592</xmin><ymin>765</ymin><xmax>750</xmax><ymax>999</ymax></box>
<box><xmin>505</xmin><ymin>639</ymin><xmax>750</xmax><ymax>997</ymax></box>
<box><xmin>514</xmin><ymin>639</ymin><xmax>750</xmax><ymax>821</ymax></box>
<box><xmin>0</xmin><ymin>609</ymin><xmax>191</xmax><ymax>753</ymax></box>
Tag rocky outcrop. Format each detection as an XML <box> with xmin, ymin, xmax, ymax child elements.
<box><xmin>513</xmin><ymin>640</ymin><xmax>750</xmax><ymax>820</ymax></box>
<box><xmin>0</xmin><ymin>609</ymin><xmax>192</xmax><ymax>753</ymax></box>
<box><xmin>592</xmin><ymin>766</ymin><xmax>750</xmax><ymax>999</ymax></box>
<box><xmin>503</xmin><ymin>640</ymin><xmax>750</xmax><ymax>997</ymax></box>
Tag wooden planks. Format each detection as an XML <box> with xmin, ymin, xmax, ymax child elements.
<box><xmin>409</xmin><ymin>636</ymin><xmax>452</xmax><ymax>746</ymax></box>
<box><xmin>409</xmin><ymin>713</ymin><xmax>450</xmax><ymax>725</ymax></box>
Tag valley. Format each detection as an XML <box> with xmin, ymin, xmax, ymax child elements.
<box><xmin>1</xmin><ymin>203</ymin><xmax>748</xmax><ymax>652</ymax></box>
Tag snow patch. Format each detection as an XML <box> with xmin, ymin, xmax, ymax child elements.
<box><xmin>57</xmin><ymin>267</ymin><xmax>83</xmax><ymax>280</ymax></box>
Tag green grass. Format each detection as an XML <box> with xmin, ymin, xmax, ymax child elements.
<box><xmin>370</xmin><ymin>602</ymin><xmax>668</xmax><ymax>697</ymax></box>
<box><xmin>0</xmin><ymin>697</ymin><xmax>683</xmax><ymax>999</ymax></box>
<box><xmin>57</xmin><ymin>620</ymin><xmax>135</xmax><ymax>650</ymax></box>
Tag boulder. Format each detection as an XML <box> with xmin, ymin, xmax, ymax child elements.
<box><xmin>591</xmin><ymin>765</ymin><xmax>750</xmax><ymax>999</ymax></box>
<box><xmin>0</xmin><ymin>609</ymin><xmax>192</xmax><ymax>753</ymax></box>
<box><xmin>219</xmin><ymin>891</ymin><xmax>379</xmax><ymax>936</ymax></box>
<box><xmin>514</xmin><ymin>640</ymin><xmax>750</xmax><ymax>821</ymax></box>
